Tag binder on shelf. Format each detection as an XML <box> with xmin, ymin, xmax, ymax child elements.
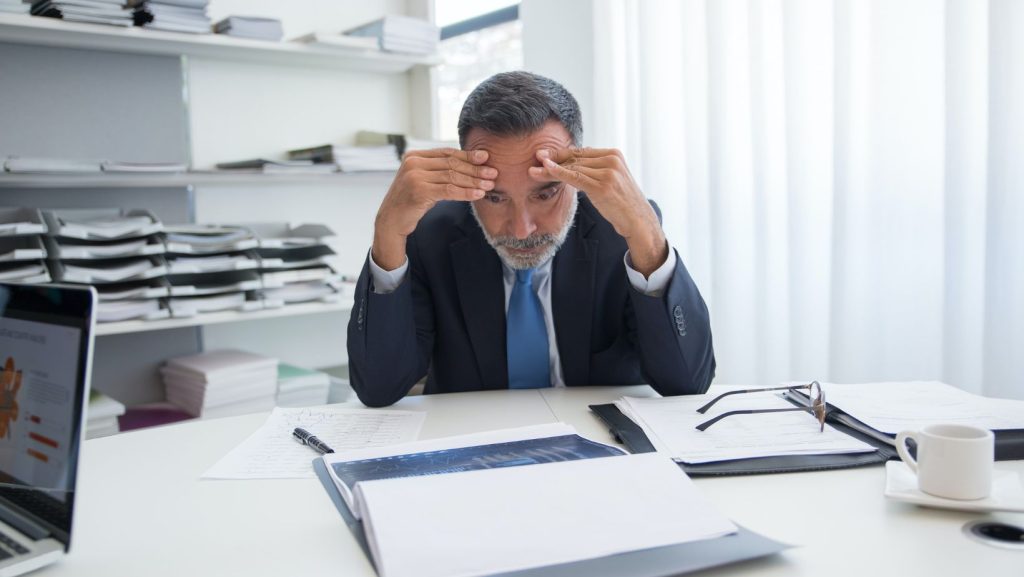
<box><xmin>51</xmin><ymin>256</ymin><xmax>167</xmax><ymax>284</ymax></box>
<box><xmin>43</xmin><ymin>235</ymin><xmax>165</xmax><ymax>259</ymax></box>
<box><xmin>213</xmin><ymin>16</ymin><xmax>283</xmax><ymax>41</ymax></box>
<box><xmin>0</xmin><ymin>207</ymin><xmax>47</xmax><ymax>237</ymax></box>
<box><xmin>44</xmin><ymin>208</ymin><xmax>162</xmax><ymax>241</ymax></box>
<box><xmin>591</xmin><ymin>381</ymin><xmax>1024</xmax><ymax>476</ymax></box>
<box><xmin>0</xmin><ymin>236</ymin><xmax>46</xmax><ymax>262</ymax></box>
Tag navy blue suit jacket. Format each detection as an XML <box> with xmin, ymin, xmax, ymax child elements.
<box><xmin>347</xmin><ymin>194</ymin><xmax>716</xmax><ymax>407</ymax></box>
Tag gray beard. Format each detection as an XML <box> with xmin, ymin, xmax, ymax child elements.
<box><xmin>471</xmin><ymin>192</ymin><xmax>579</xmax><ymax>270</ymax></box>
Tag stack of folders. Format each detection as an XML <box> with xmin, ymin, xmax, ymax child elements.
<box><xmin>0</xmin><ymin>207</ymin><xmax>51</xmax><ymax>284</ymax></box>
<box><xmin>248</xmin><ymin>223</ymin><xmax>346</xmax><ymax>306</ymax></box>
<box><xmin>287</xmin><ymin>143</ymin><xmax>400</xmax><ymax>172</ymax></box>
<box><xmin>0</xmin><ymin>0</ymin><xmax>29</xmax><ymax>14</ymax></box>
<box><xmin>318</xmin><ymin>423</ymin><xmax>787</xmax><ymax>577</ymax></box>
<box><xmin>2</xmin><ymin>156</ymin><xmax>185</xmax><ymax>173</ymax></box>
<box><xmin>130</xmin><ymin>0</ymin><xmax>211</xmax><ymax>34</ymax></box>
<box><xmin>163</xmin><ymin>224</ymin><xmax>263</xmax><ymax>317</ymax></box>
<box><xmin>342</xmin><ymin>14</ymin><xmax>440</xmax><ymax>55</ymax></box>
<box><xmin>161</xmin><ymin>349</ymin><xmax>278</xmax><ymax>419</ymax></box>
<box><xmin>291</xmin><ymin>31</ymin><xmax>380</xmax><ymax>52</ymax></box>
<box><xmin>213</xmin><ymin>16</ymin><xmax>283</xmax><ymax>41</ymax></box>
<box><xmin>276</xmin><ymin>363</ymin><xmax>331</xmax><ymax>408</ymax></box>
<box><xmin>355</xmin><ymin>130</ymin><xmax>458</xmax><ymax>158</ymax></box>
<box><xmin>214</xmin><ymin>158</ymin><xmax>338</xmax><ymax>175</ymax></box>
<box><xmin>85</xmin><ymin>391</ymin><xmax>126</xmax><ymax>439</ymax></box>
<box><xmin>43</xmin><ymin>209</ymin><xmax>170</xmax><ymax>322</ymax></box>
<box><xmin>31</xmin><ymin>0</ymin><xmax>134</xmax><ymax>27</ymax></box>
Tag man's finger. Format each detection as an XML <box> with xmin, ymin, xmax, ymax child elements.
<box><xmin>430</xmin><ymin>182</ymin><xmax>486</xmax><ymax>202</ymax></box>
<box><xmin>405</xmin><ymin>147</ymin><xmax>489</xmax><ymax>164</ymax></box>
<box><xmin>535</xmin><ymin>157</ymin><xmax>600</xmax><ymax>189</ymax></box>
<box><xmin>537</xmin><ymin>147</ymin><xmax>620</xmax><ymax>164</ymax></box>
<box><xmin>412</xmin><ymin>156</ymin><xmax>498</xmax><ymax>180</ymax></box>
<box><xmin>423</xmin><ymin>168</ymin><xmax>495</xmax><ymax>191</ymax></box>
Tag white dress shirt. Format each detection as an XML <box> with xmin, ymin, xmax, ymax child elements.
<box><xmin>367</xmin><ymin>245</ymin><xmax>677</xmax><ymax>387</ymax></box>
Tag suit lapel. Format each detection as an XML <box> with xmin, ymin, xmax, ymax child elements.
<box><xmin>552</xmin><ymin>198</ymin><xmax>597</xmax><ymax>387</ymax></box>
<box><xmin>450</xmin><ymin>216</ymin><xmax>508</xmax><ymax>390</ymax></box>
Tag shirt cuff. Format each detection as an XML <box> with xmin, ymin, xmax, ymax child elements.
<box><xmin>368</xmin><ymin>250</ymin><xmax>409</xmax><ymax>294</ymax></box>
<box><xmin>624</xmin><ymin>244</ymin><xmax>676</xmax><ymax>297</ymax></box>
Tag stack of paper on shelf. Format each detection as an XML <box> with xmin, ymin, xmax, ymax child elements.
<box><xmin>292</xmin><ymin>31</ymin><xmax>380</xmax><ymax>51</ymax></box>
<box><xmin>165</xmin><ymin>270</ymin><xmax>261</xmax><ymax>296</ymax></box>
<box><xmin>163</xmin><ymin>224</ymin><xmax>257</xmax><ymax>254</ymax></box>
<box><xmin>287</xmin><ymin>143</ymin><xmax>400</xmax><ymax>172</ymax></box>
<box><xmin>0</xmin><ymin>0</ymin><xmax>30</xmax><ymax>14</ymax></box>
<box><xmin>161</xmin><ymin>224</ymin><xmax>263</xmax><ymax>317</ymax></box>
<box><xmin>130</xmin><ymin>0</ymin><xmax>210</xmax><ymax>33</ymax></box>
<box><xmin>30</xmin><ymin>0</ymin><xmax>134</xmax><ymax>27</ymax></box>
<box><xmin>161</xmin><ymin>349</ymin><xmax>279</xmax><ymax>419</ymax></box>
<box><xmin>214</xmin><ymin>158</ymin><xmax>338</xmax><ymax>174</ymax></box>
<box><xmin>3</xmin><ymin>156</ymin><xmax>102</xmax><ymax>173</ymax></box>
<box><xmin>0</xmin><ymin>209</ymin><xmax>50</xmax><ymax>283</ymax></box>
<box><xmin>276</xmin><ymin>363</ymin><xmax>330</xmax><ymax>407</ymax></box>
<box><xmin>342</xmin><ymin>14</ymin><xmax>440</xmax><ymax>55</ymax></box>
<box><xmin>213</xmin><ymin>16</ymin><xmax>283</xmax><ymax>41</ymax></box>
<box><xmin>100</xmin><ymin>160</ymin><xmax>187</xmax><ymax>173</ymax></box>
<box><xmin>0</xmin><ymin>208</ymin><xmax>47</xmax><ymax>237</ymax></box>
<box><xmin>355</xmin><ymin>131</ymin><xmax>457</xmax><ymax>157</ymax></box>
<box><xmin>44</xmin><ymin>208</ymin><xmax>162</xmax><ymax>241</ymax></box>
<box><xmin>0</xmin><ymin>235</ymin><xmax>46</xmax><ymax>262</ymax></box>
<box><xmin>86</xmin><ymin>391</ymin><xmax>126</xmax><ymax>439</ymax></box>
<box><xmin>247</xmin><ymin>222</ymin><xmax>344</xmax><ymax>306</ymax></box>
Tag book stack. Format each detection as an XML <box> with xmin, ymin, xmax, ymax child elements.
<box><xmin>342</xmin><ymin>15</ymin><xmax>440</xmax><ymax>55</ymax></box>
<box><xmin>43</xmin><ymin>209</ymin><xmax>170</xmax><ymax>322</ymax></box>
<box><xmin>0</xmin><ymin>0</ymin><xmax>29</xmax><ymax>14</ymax></box>
<box><xmin>31</xmin><ymin>0</ymin><xmax>133</xmax><ymax>27</ymax></box>
<box><xmin>131</xmin><ymin>0</ymin><xmax>211</xmax><ymax>34</ymax></box>
<box><xmin>0</xmin><ymin>207</ymin><xmax>51</xmax><ymax>284</ymax></box>
<box><xmin>162</xmin><ymin>224</ymin><xmax>264</xmax><ymax>317</ymax></box>
<box><xmin>247</xmin><ymin>223</ymin><xmax>345</xmax><ymax>307</ymax></box>
<box><xmin>85</xmin><ymin>391</ymin><xmax>126</xmax><ymax>439</ymax></box>
<box><xmin>292</xmin><ymin>31</ymin><xmax>380</xmax><ymax>52</ymax></box>
<box><xmin>213</xmin><ymin>16</ymin><xmax>283</xmax><ymax>41</ymax></box>
<box><xmin>276</xmin><ymin>363</ymin><xmax>331</xmax><ymax>408</ymax></box>
<box><xmin>356</xmin><ymin>130</ymin><xmax>458</xmax><ymax>158</ymax></box>
<box><xmin>215</xmin><ymin>158</ymin><xmax>338</xmax><ymax>174</ymax></box>
<box><xmin>287</xmin><ymin>143</ymin><xmax>400</xmax><ymax>172</ymax></box>
<box><xmin>161</xmin><ymin>349</ymin><xmax>279</xmax><ymax>419</ymax></box>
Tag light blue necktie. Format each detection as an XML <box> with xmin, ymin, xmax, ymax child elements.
<box><xmin>506</xmin><ymin>268</ymin><xmax>551</xmax><ymax>389</ymax></box>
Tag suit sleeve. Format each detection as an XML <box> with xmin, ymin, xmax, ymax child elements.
<box><xmin>347</xmin><ymin>234</ymin><xmax>435</xmax><ymax>407</ymax></box>
<box><xmin>627</xmin><ymin>250</ymin><xmax>716</xmax><ymax>395</ymax></box>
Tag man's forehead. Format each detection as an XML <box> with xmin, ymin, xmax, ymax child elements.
<box><xmin>463</xmin><ymin>122</ymin><xmax>572</xmax><ymax>166</ymax></box>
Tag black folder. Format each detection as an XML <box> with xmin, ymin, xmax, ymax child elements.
<box><xmin>312</xmin><ymin>458</ymin><xmax>791</xmax><ymax>577</ymax></box>
<box><xmin>590</xmin><ymin>398</ymin><xmax>1024</xmax><ymax>476</ymax></box>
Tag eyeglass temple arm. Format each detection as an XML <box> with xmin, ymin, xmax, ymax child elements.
<box><xmin>695</xmin><ymin>385</ymin><xmax>810</xmax><ymax>414</ymax></box>
<box><xmin>694</xmin><ymin>407</ymin><xmax>816</xmax><ymax>432</ymax></box>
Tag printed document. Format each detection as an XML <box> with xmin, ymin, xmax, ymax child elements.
<box><xmin>619</xmin><ymin>385</ymin><xmax>876</xmax><ymax>463</ymax></box>
<box><xmin>202</xmin><ymin>407</ymin><xmax>426</xmax><ymax>479</ymax></box>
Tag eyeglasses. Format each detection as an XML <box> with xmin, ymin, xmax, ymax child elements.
<box><xmin>694</xmin><ymin>381</ymin><xmax>827</xmax><ymax>432</ymax></box>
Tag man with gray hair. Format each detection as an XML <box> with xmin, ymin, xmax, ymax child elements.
<box><xmin>348</xmin><ymin>71</ymin><xmax>715</xmax><ymax>407</ymax></box>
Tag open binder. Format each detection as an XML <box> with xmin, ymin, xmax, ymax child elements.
<box><xmin>312</xmin><ymin>458</ymin><xmax>790</xmax><ymax>577</ymax></box>
<box><xmin>591</xmin><ymin>387</ymin><xmax>1024</xmax><ymax>476</ymax></box>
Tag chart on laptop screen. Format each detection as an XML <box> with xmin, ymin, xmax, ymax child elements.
<box><xmin>0</xmin><ymin>316</ymin><xmax>81</xmax><ymax>499</ymax></box>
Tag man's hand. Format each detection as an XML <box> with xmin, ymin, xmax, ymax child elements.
<box><xmin>372</xmin><ymin>148</ymin><xmax>497</xmax><ymax>271</ymax></box>
<box><xmin>529</xmin><ymin>148</ymin><xmax>668</xmax><ymax>276</ymax></box>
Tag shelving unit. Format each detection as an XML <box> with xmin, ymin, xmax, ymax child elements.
<box><xmin>0</xmin><ymin>13</ymin><xmax>440</xmax><ymax>71</ymax></box>
<box><xmin>95</xmin><ymin>298</ymin><xmax>355</xmax><ymax>336</ymax></box>
<box><xmin>0</xmin><ymin>171</ymin><xmax>398</xmax><ymax>189</ymax></box>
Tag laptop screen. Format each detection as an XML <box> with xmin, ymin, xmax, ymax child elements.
<box><xmin>0</xmin><ymin>285</ymin><xmax>95</xmax><ymax>550</ymax></box>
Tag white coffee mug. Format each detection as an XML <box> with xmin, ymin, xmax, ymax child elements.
<box><xmin>895</xmin><ymin>424</ymin><xmax>994</xmax><ymax>500</ymax></box>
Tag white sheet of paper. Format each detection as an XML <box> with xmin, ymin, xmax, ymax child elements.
<box><xmin>803</xmin><ymin>381</ymin><xmax>1024</xmax><ymax>434</ymax></box>
<box><xmin>620</xmin><ymin>385</ymin><xmax>876</xmax><ymax>463</ymax></box>
<box><xmin>202</xmin><ymin>407</ymin><xmax>426</xmax><ymax>479</ymax></box>
<box><xmin>355</xmin><ymin>452</ymin><xmax>737</xmax><ymax>577</ymax></box>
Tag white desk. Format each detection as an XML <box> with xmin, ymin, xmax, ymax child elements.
<box><xmin>47</xmin><ymin>387</ymin><xmax>1023</xmax><ymax>576</ymax></box>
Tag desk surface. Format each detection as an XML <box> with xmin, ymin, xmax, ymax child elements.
<box><xmin>50</xmin><ymin>387</ymin><xmax>1023</xmax><ymax>576</ymax></box>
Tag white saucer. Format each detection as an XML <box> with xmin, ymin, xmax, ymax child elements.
<box><xmin>884</xmin><ymin>461</ymin><xmax>1024</xmax><ymax>513</ymax></box>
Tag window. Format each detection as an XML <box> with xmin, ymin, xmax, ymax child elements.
<box><xmin>434</xmin><ymin>2</ymin><xmax>522</xmax><ymax>142</ymax></box>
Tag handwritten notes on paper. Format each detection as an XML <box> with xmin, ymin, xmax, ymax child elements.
<box><xmin>202</xmin><ymin>407</ymin><xmax>426</xmax><ymax>479</ymax></box>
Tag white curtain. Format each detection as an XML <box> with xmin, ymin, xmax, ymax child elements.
<box><xmin>589</xmin><ymin>0</ymin><xmax>1024</xmax><ymax>398</ymax></box>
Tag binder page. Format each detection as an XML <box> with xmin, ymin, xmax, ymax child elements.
<box><xmin>202</xmin><ymin>407</ymin><xmax>425</xmax><ymax>479</ymax></box>
<box><xmin>355</xmin><ymin>452</ymin><xmax>737</xmax><ymax>577</ymax></box>
<box><xmin>801</xmin><ymin>381</ymin><xmax>1024</xmax><ymax>434</ymax></box>
<box><xmin>619</xmin><ymin>385</ymin><xmax>875</xmax><ymax>463</ymax></box>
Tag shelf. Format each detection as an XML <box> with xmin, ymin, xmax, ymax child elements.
<box><xmin>0</xmin><ymin>170</ymin><xmax>397</xmax><ymax>188</ymax></box>
<box><xmin>0</xmin><ymin>13</ymin><xmax>440</xmax><ymax>72</ymax></box>
<box><xmin>95</xmin><ymin>298</ymin><xmax>354</xmax><ymax>336</ymax></box>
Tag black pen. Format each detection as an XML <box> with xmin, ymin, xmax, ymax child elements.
<box><xmin>292</xmin><ymin>427</ymin><xmax>335</xmax><ymax>455</ymax></box>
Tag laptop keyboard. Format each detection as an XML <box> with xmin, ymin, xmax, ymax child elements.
<box><xmin>0</xmin><ymin>530</ymin><xmax>29</xmax><ymax>560</ymax></box>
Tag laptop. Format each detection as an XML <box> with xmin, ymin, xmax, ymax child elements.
<box><xmin>0</xmin><ymin>283</ymin><xmax>96</xmax><ymax>576</ymax></box>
